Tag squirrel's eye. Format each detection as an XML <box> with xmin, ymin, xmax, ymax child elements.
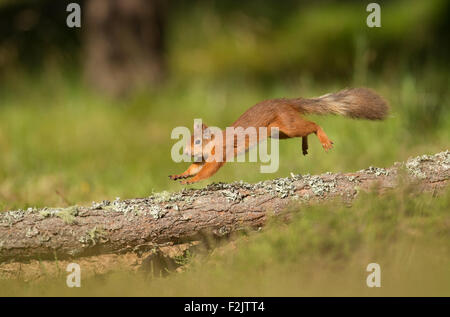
<box><xmin>195</xmin><ymin>139</ymin><xmax>201</xmax><ymax>145</ymax></box>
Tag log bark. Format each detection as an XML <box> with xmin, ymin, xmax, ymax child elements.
<box><xmin>0</xmin><ymin>151</ymin><xmax>448</xmax><ymax>263</ymax></box>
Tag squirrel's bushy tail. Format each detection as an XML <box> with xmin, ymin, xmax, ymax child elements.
<box><xmin>292</xmin><ymin>88</ymin><xmax>389</xmax><ymax>120</ymax></box>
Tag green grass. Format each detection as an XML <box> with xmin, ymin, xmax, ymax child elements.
<box><xmin>0</xmin><ymin>0</ymin><xmax>448</xmax><ymax>211</ymax></box>
<box><xmin>0</xmin><ymin>68</ymin><xmax>448</xmax><ymax>211</ymax></box>
<box><xmin>2</xmin><ymin>186</ymin><xmax>449</xmax><ymax>296</ymax></box>
<box><xmin>0</xmin><ymin>0</ymin><xmax>448</xmax><ymax>296</ymax></box>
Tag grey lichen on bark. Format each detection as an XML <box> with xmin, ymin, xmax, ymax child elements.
<box><xmin>0</xmin><ymin>151</ymin><xmax>448</xmax><ymax>263</ymax></box>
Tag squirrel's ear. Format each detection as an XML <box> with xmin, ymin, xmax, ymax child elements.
<box><xmin>201</xmin><ymin>123</ymin><xmax>209</xmax><ymax>131</ymax></box>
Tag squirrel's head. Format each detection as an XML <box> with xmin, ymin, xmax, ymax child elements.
<box><xmin>185</xmin><ymin>122</ymin><xmax>216</xmax><ymax>162</ymax></box>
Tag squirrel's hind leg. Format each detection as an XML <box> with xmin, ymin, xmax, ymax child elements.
<box><xmin>313</xmin><ymin>125</ymin><xmax>334</xmax><ymax>151</ymax></box>
<box><xmin>272</xmin><ymin>114</ymin><xmax>334</xmax><ymax>152</ymax></box>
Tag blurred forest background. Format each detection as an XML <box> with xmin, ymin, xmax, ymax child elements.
<box><xmin>0</xmin><ymin>0</ymin><xmax>449</xmax><ymax>297</ymax></box>
<box><xmin>0</xmin><ymin>0</ymin><xmax>448</xmax><ymax>210</ymax></box>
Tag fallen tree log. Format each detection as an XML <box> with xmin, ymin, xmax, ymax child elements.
<box><xmin>1</xmin><ymin>151</ymin><xmax>449</xmax><ymax>263</ymax></box>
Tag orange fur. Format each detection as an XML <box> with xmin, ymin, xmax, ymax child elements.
<box><xmin>170</xmin><ymin>87</ymin><xmax>389</xmax><ymax>184</ymax></box>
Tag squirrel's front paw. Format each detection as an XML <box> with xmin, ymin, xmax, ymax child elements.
<box><xmin>179</xmin><ymin>178</ymin><xmax>199</xmax><ymax>185</ymax></box>
<box><xmin>169</xmin><ymin>174</ymin><xmax>188</xmax><ymax>180</ymax></box>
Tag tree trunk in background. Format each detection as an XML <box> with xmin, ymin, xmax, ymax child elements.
<box><xmin>84</xmin><ymin>0</ymin><xmax>166</xmax><ymax>96</ymax></box>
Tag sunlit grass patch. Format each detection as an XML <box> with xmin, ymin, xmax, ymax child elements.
<box><xmin>1</xmin><ymin>186</ymin><xmax>448</xmax><ymax>296</ymax></box>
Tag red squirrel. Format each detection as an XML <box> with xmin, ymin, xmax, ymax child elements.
<box><xmin>169</xmin><ymin>87</ymin><xmax>389</xmax><ymax>184</ymax></box>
